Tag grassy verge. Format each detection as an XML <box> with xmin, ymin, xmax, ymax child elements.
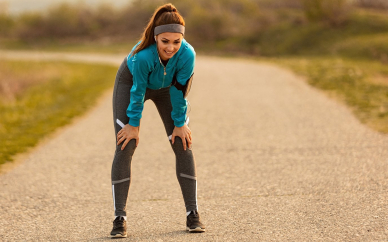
<box><xmin>0</xmin><ymin>60</ymin><xmax>118</xmax><ymax>165</ymax></box>
<box><xmin>269</xmin><ymin>56</ymin><xmax>388</xmax><ymax>133</ymax></box>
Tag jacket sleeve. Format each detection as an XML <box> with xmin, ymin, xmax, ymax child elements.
<box><xmin>126</xmin><ymin>53</ymin><xmax>151</xmax><ymax>127</ymax></box>
<box><xmin>169</xmin><ymin>48</ymin><xmax>195</xmax><ymax>127</ymax></box>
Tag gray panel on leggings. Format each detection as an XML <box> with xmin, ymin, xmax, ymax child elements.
<box><xmin>180</xmin><ymin>173</ymin><xmax>197</xmax><ymax>180</ymax></box>
<box><xmin>112</xmin><ymin>177</ymin><xmax>130</xmax><ymax>185</ymax></box>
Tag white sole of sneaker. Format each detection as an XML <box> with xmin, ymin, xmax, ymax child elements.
<box><xmin>110</xmin><ymin>233</ymin><xmax>127</xmax><ymax>238</ymax></box>
<box><xmin>186</xmin><ymin>227</ymin><xmax>206</xmax><ymax>233</ymax></box>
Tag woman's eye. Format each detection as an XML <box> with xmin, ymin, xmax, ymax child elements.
<box><xmin>162</xmin><ymin>41</ymin><xmax>168</xmax><ymax>43</ymax></box>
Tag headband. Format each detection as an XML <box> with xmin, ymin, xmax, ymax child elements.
<box><xmin>154</xmin><ymin>24</ymin><xmax>185</xmax><ymax>36</ymax></box>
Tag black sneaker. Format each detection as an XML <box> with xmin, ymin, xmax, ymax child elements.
<box><xmin>110</xmin><ymin>216</ymin><xmax>127</xmax><ymax>238</ymax></box>
<box><xmin>186</xmin><ymin>210</ymin><xmax>206</xmax><ymax>233</ymax></box>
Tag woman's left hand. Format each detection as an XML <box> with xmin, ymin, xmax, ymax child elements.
<box><xmin>171</xmin><ymin>124</ymin><xmax>192</xmax><ymax>151</ymax></box>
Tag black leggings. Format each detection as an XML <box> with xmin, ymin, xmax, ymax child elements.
<box><xmin>111</xmin><ymin>58</ymin><xmax>198</xmax><ymax>216</ymax></box>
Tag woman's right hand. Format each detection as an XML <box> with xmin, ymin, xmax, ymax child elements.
<box><xmin>117</xmin><ymin>124</ymin><xmax>140</xmax><ymax>150</ymax></box>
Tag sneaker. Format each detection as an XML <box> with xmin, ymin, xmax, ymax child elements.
<box><xmin>186</xmin><ymin>210</ymin><xmax>206</xmax><ymax>233</ymax></box>
<box><xmin>110</xmin><ymin>216</ymin><xmax>127</xmax><ymax>238</ymax></box>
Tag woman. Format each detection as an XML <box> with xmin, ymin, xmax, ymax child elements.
<box><xmin>110</xmin><ymin>3</ymin><xmax>205</xmax><ymax>238</ymax></box>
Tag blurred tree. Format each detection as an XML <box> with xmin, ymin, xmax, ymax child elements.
<box><xmin>356</xmin><ymin>0</ymin><xmax>388</xmax><ymax>9</ymax></box>
<box><xmin>119</xmin><ymin>0</ymin><xmax>161</xmax><ymax>40</ymax></box>
<box><xmin>15</xmin><ymin>13</ymin><xmax>45</xmax><ymax>40</ymax></box>
<box><xmin>301</xmin><ymin>0</ymin><xmax>353</xmax><ymax>26</ymax></box>
<box><xmin>95</xmin><ymin>4</ymin><xmax>119</xmax><ymax>36</ymax></box>
<box><xmin>255</xmin><ymin>0</ymin><xmax>302</xmax><ymax>9</ymax></box>
<box><xmin>0</xmin><ymin>14</ymin><xmax>13</xmax><ymax>36</ymax></box>
<box><xmin>178</xmin><ymin>0</ymin><xmax>260</xmax><ymax>45</ymax></box>
<box><xmin>44</xmin><ymin>3</ymin><xmax>96</xmax><ymax>37</ymax></box>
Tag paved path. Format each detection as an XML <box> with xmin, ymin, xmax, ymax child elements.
<box><xmin>0</xmin><ymin>51</ymin><xmax>387</xmax><ymax>241</ymax></box>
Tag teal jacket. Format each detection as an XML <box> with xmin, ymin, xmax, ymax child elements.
<box><xmin>126</xmin><ymin>39</ymin><xmax>195</xmax><ymax>127</ymax></box>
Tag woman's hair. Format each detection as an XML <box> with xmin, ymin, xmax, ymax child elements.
<box><xmin>131</xmin><ymin>3</ymin><xmax>185</xmax><ymax>56</ymax></box>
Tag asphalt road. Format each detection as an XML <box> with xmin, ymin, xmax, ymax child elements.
<box><xmin>0</xmin><ymin>51</ymin><xmax>387</xmax><ymax>241</ymax></box>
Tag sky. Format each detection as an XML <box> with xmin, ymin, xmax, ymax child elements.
<box><xmin>1</xmin><ymin>0</ymin><xmax>131</xmax><ymax>15</ymax></box>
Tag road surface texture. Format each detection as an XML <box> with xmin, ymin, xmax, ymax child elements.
<box><xmin>0</xmin><ymin>51</ymin><xmax>387</xmax><ymax>241</ymax></box>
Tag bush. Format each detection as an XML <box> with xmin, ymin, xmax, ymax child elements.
<box><xmin>0</xmin><ymin>14</ymin><xmax>14</xmax><ymax>36</ymax></box>
<box><xmin>45</xmin><ymin>3</ymin><xmax>97</xmax><ymax>37</ymax></box>
<box><xmin>2</xmin><ymin>0</ymin><xmax>388</xmax><ymax>63</ymax></box>
<box><xmin>119</xmin><ymin>0</ymin><xmax>160</xmax><ymax>40</ymax></box>
<box><xmin>301</xmin><ymin>0</ymin><xmax>353</xmax><ymax>26</ymax></box>
<box><xmin>14</xmin><ymin>13</ymin><xmax>46</xmax><ymax>40</ymax></box>
<box><xmin>356</xmin><ymin>0</ymin><xmax>388</xmax><ymax>9</ymax></box>
<box><xmin>177</xmin><ymin>0</ymin><xmax>261</xmax><ymax>47</ymax></box>
<box><xmin>255</xmin><ymin>0</ymin><xmax>303</xmax><ymax>9</ymax></box>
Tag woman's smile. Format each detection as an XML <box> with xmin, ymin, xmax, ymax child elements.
<box><xmin>156</xmin><ymin>32</ymin><xmax>183</xmax><ymax>61</ymax></box>
<box><xmin>165</xmin><ymin>50</ymin><xmax>174</xmax><ymax>55</ymax></box>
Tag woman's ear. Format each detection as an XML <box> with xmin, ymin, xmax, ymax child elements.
<box><xmin>154</xmin><ymin>36</ymin><xmax>157</xmax><ymax>42</ymax></box>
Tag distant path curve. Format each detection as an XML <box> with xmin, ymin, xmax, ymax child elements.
<box><xmin>0</xmin><ymin>50</ymin><xmax>124</xmax><ymax>65</ymax></box>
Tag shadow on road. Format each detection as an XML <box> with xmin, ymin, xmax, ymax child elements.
<box><xmin>90</xmin><ymin>229</ymin><xmax>190</xmax><ymax>241</ymax></box>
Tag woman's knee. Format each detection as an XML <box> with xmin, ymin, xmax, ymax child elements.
<box><xmin>171</xmin><ymin>137</ymin><xmax>193</xmax><ymax>155</ymax></box>
<box><xmin>116</xmin><ymin>139</ymin><xmax>137</xmax><ymax>156</ymax></box>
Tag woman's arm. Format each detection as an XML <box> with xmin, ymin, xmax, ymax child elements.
<box><xmin>122</xmin><ymin>52</ymin><xmax>151</xmax><ymax>149</ymax></box>
<box><xmin>126</xmin><ymin>53</ymin><xmax>151</xmax><ymax>127</ymax></box>
<box><xmin>169</xmin><ymin>45</ymin><xmax>195</xmax><ymax>150</ymax></box>
<box><xmin>169</xmin><ymin>46</ymin><xmax>195</xmax><ymax>127</ymax></box>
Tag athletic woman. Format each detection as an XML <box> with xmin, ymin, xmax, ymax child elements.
<box><xmin>110</xmin><ymin>3</ymin><xmax>205</xmax><ymax>238</ymax></box>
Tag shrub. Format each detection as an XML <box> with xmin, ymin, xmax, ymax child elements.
<box><xmin>14</xmin><ymin>13</ymin><xmax>46</xmax><ymax>40</ymax></box>
<box><xmin>356</xmin><ymin>0</ymin><xmax>388</xmax><ymax>9</ymax></box>
<box><xmin>43</xmin><ymin>3</ymin><xmax>98</xmax><ymax>38</ymax></box>
<box><xmin>0</xmin><ymin>14</ymin><xmax>14</xmax><ymax>36</ymax></box>
<box><xmin>177</xmin><ymin>0</ymin><xmax>261</xmax><ymax>46</ymax></box>
<box><xmin>118</xmin><ymin>0</ymin><xmax>159</xmax><ymax>40</ymax></box>
<box><xmin>301</xmin><ymin>0</ymin><xmax>353</xmax><ymax>26</ymax></box>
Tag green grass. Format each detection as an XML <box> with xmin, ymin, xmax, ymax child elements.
<box><xmin>332</xmin><ymin>33</ymin><xmax>388</xmax><ymax>62</ymax></box>
<box><xmin>0</xmin><ymin>60</ymin><xmax>118</xmax><ymax>165</ymax></box>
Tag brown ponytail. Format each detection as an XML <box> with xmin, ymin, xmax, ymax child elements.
<box><xmin>131</xmin><ymin>3</ymin><xmax>185</xmax><ymax>57</ymax></box>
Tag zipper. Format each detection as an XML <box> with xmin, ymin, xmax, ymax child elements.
<box><xmin>162</xmin><ymin>66</ymin><xmax>166</xmax><ymax>88</ymax></box>
<box><xmin>157</xmin><ymin>53</ymin><xmax>167</xmax><ymax>89</ymax></box>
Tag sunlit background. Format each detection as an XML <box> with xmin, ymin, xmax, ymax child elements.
<box><xmin>1</xmin><ymin>0</ymin><xmax>388</xmax><ymax>56</ymax></box>
<box><xmin>1</xmin><ymin>0</ymin><xmax>388</xmax><ymax>164</ymax></box>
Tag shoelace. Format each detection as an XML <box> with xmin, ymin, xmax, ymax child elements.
<box><xmin>113</xmin><ymin>218</ymin><xmax>125</xmax><ymax>228</ymax></box>
<box><xmin>188</xmin><ymin>213</ymin><xmax>200</xmax><ymax>222</ymax></box>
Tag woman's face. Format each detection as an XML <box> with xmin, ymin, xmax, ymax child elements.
<box><xmin>155</xmin><ymin>32</ymin><xmax>183</xmax><ymax>61</ymax></box>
